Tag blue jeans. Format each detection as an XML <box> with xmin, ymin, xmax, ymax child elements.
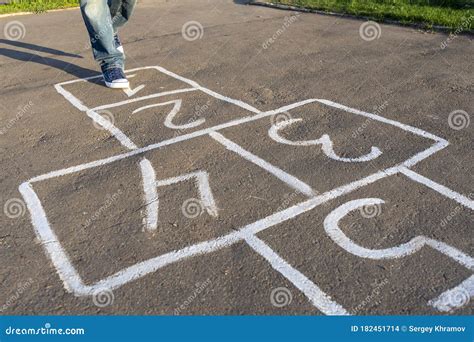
<box><xmin>80</xmin><ymin>0</ymin><xmax>136</xmax><ymax>71</ymax></box>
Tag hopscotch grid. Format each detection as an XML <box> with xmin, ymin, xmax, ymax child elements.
<box><xmin>20</xmin><ymin>65</ymin><xmax>471</xmax><ymax>314</ymax></box>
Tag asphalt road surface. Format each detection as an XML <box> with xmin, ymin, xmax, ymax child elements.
<box><xmin>0</xmin><ymin>0</ymin><xmax>472</xmax><ymax>315</ymax></box>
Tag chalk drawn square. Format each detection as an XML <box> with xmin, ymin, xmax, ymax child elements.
<box><xmin>56</xmin><ymin>66</ymin><xmax>260</xmax><ymax>151</ymax></box>
<box><xmin>220</xmin><ymin>99</ymin><xmax>448</xmax><ymax>194</ymax></box>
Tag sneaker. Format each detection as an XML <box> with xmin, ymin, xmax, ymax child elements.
<box><xmin>114</xmin><ymin>34</ymin><xmax>124</xmax><ymax>54</ymax></box>
<box><xmin>102</xmin><ymin>67</ymin><xmax>129</xmax><ymax>89</ymax></box>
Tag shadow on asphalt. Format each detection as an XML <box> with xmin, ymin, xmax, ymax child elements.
<box><xmin>0</xmin><ymin>46</ymin><xmax>100</xmax><ymax>80</ymax></box>
<box><xmin>0</xmin><ymin>39</ymin><xmax>83</xmax><ymax>58</ymax></box>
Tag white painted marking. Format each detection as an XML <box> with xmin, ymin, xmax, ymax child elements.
<box><xmin>316</xmin><ymin>99</ymin><xmax>446</xmax><ymax>143</ymax></box>
<box><xmin>18</xmin><ymin>182</ymin><xmax>92</xmax><ymax>295</ymax></box>
<box><xmin>150</xmin><ymin>66</ymin><xmax>261</xmax><ymax>114</ymax></box>
<box><xmin>210</xmin><ymin>132</ymin><xmax>316</xmax><ymax>197</ymax></box>
<box><xmin>269</xmin><ymin>119</ymin><xmax>382</xmax><ymax>162</ymax></box>
<box><xmin>402</xmin><ymin>139</ymin><xmax>449</xmax><ymax>168</ymax></box>
<box><xmin>132</xmin><ymin>99</ymin><xmax>206</xmax><ymax>130</ymax></box>
<box><xmin>54</xmin><ymin>83</ymin><xmax>89</xmax><ymax>112</ymax></box>
<box><xmin>86</xmin><ymin>109</ymin><xmax>138</xmax><ymax>149</ymax></box>
<box><xmin>124</xmin><ymin>85</ymin><xmax>145</xmax><ymax>97</ymax></box>
<box><xmin>123</xmin><ymin>74</ymin><xmax>146</xmax><ymax>97</ymax></box>
<box><xmin>156</xmin><ymin>171</ymin><xmax>218</xmax><ymax>217</ymax></box>
<box><xmin>324</xmin><ymin>198</ymin><xmax>474</xmax><ymax>267</ymax></box>
<box><xmin>245</xmin><ymin>235</ymin><xmax>349</xmax><ymax>315</ymax></box>
<box><xmin>92</xmin><ymin>88</ymin><xmax>197</xmax><ymax>112</ymax></box>
<box><xmin>324</xmin><ymin>197</ymin><xmax>473</xmax><ymax>311</ymax></box>
<box><xmin>429</xmin><ymin>275</ymin><xmax>474</xmax><ymax>312</ymax></box>
<box><xmin>140</xmin><ymin>158</ymin><xmax>159</xmax><ymax>232</ymax></box>
<box><xmin>400</xmin><ymin>167</ymin><xmax>474</xmax><ymax>210</ymax></box>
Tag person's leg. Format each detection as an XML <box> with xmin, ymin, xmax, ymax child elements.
<box><xmin>108</xmin><ymin>0</ymin><xmax>137</xmax><ymax>53</ymax></box>
<box><xmin>80</xmin><ymin>0</ymin><xmax>124</xmax><ymax>71</ymax></box>
<box><xmin>110</xmin><ymin>0</ymin><xmax>137</xmax><ymax>33</ymax></box>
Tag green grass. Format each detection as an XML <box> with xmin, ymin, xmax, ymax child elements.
<box><xmin>0</xmin><ymin>0</ymin><xmax>79</xmax><ymax>15</ymax></box>
<box><xmin>266</xmin><ymin>0</ymin><xmax>474</xmax><ymax>30</ymax></box>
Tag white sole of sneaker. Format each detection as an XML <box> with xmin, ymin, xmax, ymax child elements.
<box><xmin>117</xmin><ymin>46</ymin><xmax>124</xmax><ymax>54</ymax></box>
<box><xmin>105</xmin><ymin>80</ymin><xmax>130</xmax><ymax>89</ymax></box>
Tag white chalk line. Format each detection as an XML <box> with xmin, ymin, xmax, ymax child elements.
<box><xmin>209</xmin><ymin>132</ymin><xmax>316</xmax><ymax>197</ymax></box>
<box><xmin>86</xmin><ymin>108</ymin><xmax>138</xmax><ymax>150</ymax></box>
<box><xmin>400</xmin><ymin>167</ymin><xmax>474</xmax><ymax>210</ymax></box>
<box><xmin>268</xmin><ymin>118</ymin><xmax>382</xmax><ymax>163</ymax></box>
<box><xmin>91</xmin><ymin>88</ymin><xmax>197</xmax><ymax>112</ymax></box>
<box><xmin>155</xmin><ymin>171</ymin><xmax>218</xmax><ymax>218</ymax></box>
<box><xmin>140</xmin><ymin>158</ymin><xmax>159</xmax><ymax>232</ymax></box>
<box><xmin>324</xmin><ymin>198</ymin><xmax>473</xmax><ymax>312</ymax></box>
<box><xmin>429</xmin><ymin>275</ymin><xmax>474</xmax><ymax>312</ymax></box>
<box><xmin>245</xmin><ymin>234</ymin><xmax>349</xmax><ymax>315</ymax></box>
<box><xmin>398</xmin><ymin>167</ymin><xmax>474</xmax><ymax>312</ymax></box>
<box><xmin>324</xmin><ymin>198</ymin><xmax>473</xmax><ymax>267</ymax></box>
<box><xmin>316</xmin><ymin>99</ymin><xmax>447</xmax><ymax>143</ymax></box>
<box><xmin>18</xmin><ymin>182</ymin><xmax>87</xmax><ymax>294</ymax></box>
<box><xmin>132</xmin><ymin>99</ymin><xmax>206</xmax><ymax>130</ymax></box>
